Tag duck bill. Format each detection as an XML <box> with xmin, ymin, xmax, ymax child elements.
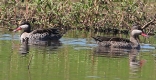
<box><xmin>141</xmin><ymin>33</ymin><xmax>148</xmax><ymax>37</ymax></box>
<box><xmin>13</xmin><ymin>27</ymin><xmax>22</xmax><ymax>32</ymax></box>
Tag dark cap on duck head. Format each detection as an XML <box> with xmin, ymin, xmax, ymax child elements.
<box><xmin>20</xmin><ymin>21</ymin><xmax>31</xmax><ymax>25</ymax></box>
<box><xmin>131</xmin><ymin>22</ymin><xmax>142</xmax><ymax>31</ymax></box>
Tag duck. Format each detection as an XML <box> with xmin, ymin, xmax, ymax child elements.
<box><xmin>93</xmin><ymin>24</ymin><xmax>148</xmax><ymax>49</ymax></box>
<box><xmin>13</xmin><ymin>22</ymin><xmax>63</xmax><ymax>43</ymax></box>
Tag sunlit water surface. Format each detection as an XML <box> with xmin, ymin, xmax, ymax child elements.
<box><xmin>0</xmin><ymin>31</ymin><xmax>156</xmax><ymax>80</ymax></box>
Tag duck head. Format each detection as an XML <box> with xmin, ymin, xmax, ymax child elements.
<box><xmin>131</xmin><ymin>23</ymin><xmax>148</xmax><ymax>37</ymax></box>
<box><xmin>130</xmin><ymin>24</ymin><xmax>148</xmax><ymax>46</ymax></box>
<box><xmin>131</xmin><ymin>30</ymin><xmax>148</xmax><ymax>37</ymax></box>
<box><xmin>13</xmin><ymin>22</ymin><xmax>31</xmax><ymax>33</ymax></box>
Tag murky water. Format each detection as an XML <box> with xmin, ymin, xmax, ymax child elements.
<box><xmin>0</xmin><ymin>30</ymin><xmax>156</xmax><ymax>80</ymax></box>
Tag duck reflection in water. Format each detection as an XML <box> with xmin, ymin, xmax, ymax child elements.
<box><xmin>94</xmin><ymin>46</ymin><xmax>129</xmax><ymax>57</ymax></box>
<box><xmin>19</xmin><ymin>39</ymin><xmax>62</xmax><ymax>55</ymax></box>
<box><xmin>94</xmin><ymin>47</ymin><xmax>146</xmax><ymax>75</ymax></box>
<box><xmin>19</xmin><ymin>38</ymin><xmax>29</xmax><ymax>54</ymax></box>
<box><xmin>129</xmin><ymin>49</ymin><xmax>146</xmax><ymax>76</ymax></box>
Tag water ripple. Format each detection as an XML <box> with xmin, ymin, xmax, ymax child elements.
<box><xmin>141</xmin><ymin>43</ymin><xmax>155</xmax><ymax>49</ymax></box>
<box><xmin>60</xmin><ymin>38</ymin><xmax>97</xmax><ymax>50</ymax></box>
<box><xmin>0</xmin><ymin>33</ymin><xmax>19</xmax><ymax>40</ymax></box>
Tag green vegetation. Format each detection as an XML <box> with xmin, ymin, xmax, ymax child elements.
<box><xmin>0</xmin><ymin>0</ymin><xmax>156</xmax><ymax>31</ymax></box>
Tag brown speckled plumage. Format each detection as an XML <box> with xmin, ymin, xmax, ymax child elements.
<box><xmin>93</xmin><ymin>25</ymin><xmax>147</xmax><ymax>49</ymax></box>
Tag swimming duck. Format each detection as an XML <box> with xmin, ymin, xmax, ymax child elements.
<box><xmin>13</xmin><ymin>22</ymin><xmax>63</xmax><ymax>43</ymax></box>
<box><xmin>93</xmin><ymin>25</ymin><xmax>148</xmax><ymax>49</ymax></box>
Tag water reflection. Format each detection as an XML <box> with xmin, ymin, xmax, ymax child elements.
<box><xmin>94</xmin><ymin>46</ymin><xmax>129</xmax><ymax>58</ymax></box>
<box><xmin>94</xmin><ymin>46</ymin><xmax>146</xmax><ymax>79</ymax></box>
<box><xmin>19</xmin><ymin>39</ymin><xmax>62</xmax><ymax>55</ymax></box>
<box><xmin>19</xmin><ymin>38</ymin><xmax>29</xmax><ymax>54</ymax></box>
<box><xmin>129</xmin><ymin>49</ymin><xmax>145</xmax><ymax>79</ymax></box>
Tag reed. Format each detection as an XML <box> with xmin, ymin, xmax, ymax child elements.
<box><xmin>0</xmin><ymin>0</ymin><xmax>156</xmax><ymax>33</ymax></box>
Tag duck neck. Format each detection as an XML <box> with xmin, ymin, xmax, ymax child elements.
<box><xmin>130</xmin><ymin>35</ymin><xmax>140</xmax><ymax>48</ymax></box>
<box><xmin>23</xmin><ymin>29</ymin><xmax>31</xmax><ymax>33</ymax></box>
<box><xmin>23</xmin><ymin>26</ymin><xmax>31</xmax><ymax>33</ymax></box>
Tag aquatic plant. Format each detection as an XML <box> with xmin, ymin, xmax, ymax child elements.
<box><xmin>0</xmin><ymin>0</ymin><xmax>156</xmax><ymax>34</ymax></box>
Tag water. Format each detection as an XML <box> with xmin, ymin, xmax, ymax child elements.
<box><xmin>0</xmin><ymin>30</ymin><xmax>156</xmax><ymax>80</ymax></box>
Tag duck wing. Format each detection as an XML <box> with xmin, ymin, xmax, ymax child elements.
<box><xmin>92</xmin><ymin>36</ymin><xmax>131</xmax><ymax>43</ymax></box>
<box><xmin>28</xmin><ymin>28</ymin><xmax>63</xmax><ymax>41</ymax></box>
<box><xmin>93</xmin><ymin>36</ymin><xmax>133</xmax><ymax>48</ymax></box>
<box><xmin>31</xmin><ymin>28</ymin><xmax>60</xmax><ymax>34</ymax></box>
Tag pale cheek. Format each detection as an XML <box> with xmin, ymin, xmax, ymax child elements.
<box><xmin>20</xmin><ymin>25</ymin><xmax>29</xmax><ymax>28</ymax></box>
